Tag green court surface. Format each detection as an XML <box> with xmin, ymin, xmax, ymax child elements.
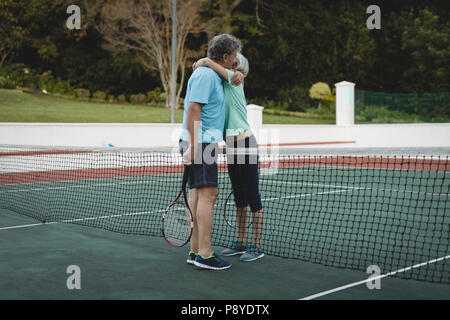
<box><xmin>1</xmin><ymin>208</ymin><xmax>449</xmax><ymax>300</ymax></box>
<box><xmin>0</xmin><ymin>149</ymin><xmax>449</xmax><ymax>299</ymax></box>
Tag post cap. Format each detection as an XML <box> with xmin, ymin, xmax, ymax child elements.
<box><xmin>246</xmin><ymin>104</ymin><xmax>265</xmax><ymax>110</ymax></box>
<box><xmin>335</xmin><ymin>81</ymin><xmax>355</xmax><ymax>87</ymax></box>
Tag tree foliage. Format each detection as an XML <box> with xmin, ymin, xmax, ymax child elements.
<box><xmin>0</xmin><ymin>0</ymin><xmax>28</xmax><ymax>66</ymax></box>
<box><xmin>97</xmin><ymin>0</ymin><xmax>210</xmax><ymax>108</ymax></box>
<box><xmin>1</xmin><ymin>0</ymin><xmax>448</xmax><ymax>113</ymax></box>
<box><xmin>400</xmin><ymin>8</ymin><xmax>450</xmax><ymax>92</ymax></box>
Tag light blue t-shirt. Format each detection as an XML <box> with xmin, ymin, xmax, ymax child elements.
<box><xmin>180</xmin><ymin>67</ymin><xmax>225</xmax><ymax>144</ymax></box>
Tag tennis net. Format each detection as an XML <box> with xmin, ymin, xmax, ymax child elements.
<box><xmin>0</xmin><ymin>144</ymin><xmax>449</xmax><ymax>283</ymax></box>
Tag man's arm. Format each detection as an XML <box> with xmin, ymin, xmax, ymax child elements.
<box><xmin>183</xmin><ymin>101</ymin><xmax>203</xmax><ymax>165</ymax></box>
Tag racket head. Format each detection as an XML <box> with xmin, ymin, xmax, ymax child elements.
<box><xmin>162</xmin><ymin>165</ymin><xmax>193</xmax><ymax>247</ymax></box>
<box><xmin>223</xmin><ymin>191</ymin><xmax>252</xmax><ymax>229</ymax></box>
<box><xmin>162</xmin><ymin>200</ymin><xmax>193</xmax><ymax>247</ymax></box>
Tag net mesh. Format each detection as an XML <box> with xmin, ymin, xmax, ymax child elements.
<box><xmin>0</xmin><ymin>145</ymin><xmax>449</xmax><ymax>283</ymax></box>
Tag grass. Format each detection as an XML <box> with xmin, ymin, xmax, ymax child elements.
<box><xmin>0</xmin><ymin>89</ymin><xmax>184</xmax><ymax>123</ymax></box>
<box><xmin>263</xmin><ymin>113</ymin><xmax>334</xmax><ymax>124</ymax></box>
<box><xmin>0</xmin><ymin>89</ymin><xmax>334</xmax><ymax>124</ymax></box>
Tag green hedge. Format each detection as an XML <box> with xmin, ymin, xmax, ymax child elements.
<box><xmin>130</xmin><ymin>93</ymin><xmax>146</xmax><ymax>105</ymax></box>
<box><xmin>0</xmin><ymin>64</ymin><xmax>165</xmax><ymax>106</ymax></box>
<box><xmin>263</xmin><ymin>108</ymin><xmax>334</xmax><ymax>120</ymax></box>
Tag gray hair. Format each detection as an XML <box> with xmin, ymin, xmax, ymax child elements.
<box><xmin>207</xmin><ymin>34</ymin><xmax>242</xmax><ymax>61</ymax></box>
<box><xmin>235</xmin><ymin>53</ymin><xmax>249</xmax><ymax>77</ymax></box>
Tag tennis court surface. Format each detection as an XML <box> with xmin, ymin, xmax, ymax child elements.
<box><xmin>1</xmin><ymin>145</ymin><xmax>449</xmax><ymax>299</ymax></box>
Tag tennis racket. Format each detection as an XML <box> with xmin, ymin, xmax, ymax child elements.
<box><xmin>223</xmin><ymin>190</ymin><xmax>252</xmax><ymax>229</ymax></box>
<box><xmin>162</xmin><ymin>165</ymin><xmax>193</xmax><ymax>247</ymax></box>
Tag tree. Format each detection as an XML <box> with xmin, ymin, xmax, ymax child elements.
<box><xmin>401</xmin><ymin>8</ymin><xmax>450</xmax><ymax>92</ymax></box>
<box><xmin>97</xmin><ymin>0</ymin><xmax>208</xmax><ymax>108</ymax></box>
<box><xmin>230</xmin><ymin>0</ymin><xmax>376</xmax><ymax>103</ymax></box>
<box><xmin>1</xmin><ymin>0</ymin><xmax>82</xmax><ymax>69</ymax></box>
<box><xmin>0</xmin><ymin>1</ymin><xmax>27</xmax><ymax>67</ymax></box>
<box><xmin>202</xmin><ymin>0</ymin><xmax>268</xmax><ymax>38</ymax></box>
<box><xmin>309</xmin><ymin>82</ymin><xmax>331</xmax><ymax>110</ymax></box>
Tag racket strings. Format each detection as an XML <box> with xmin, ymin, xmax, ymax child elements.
<box><xmin>164</xmin><ymin>202</ymin><xmax>192</xmax><ymax>246</ymax></box>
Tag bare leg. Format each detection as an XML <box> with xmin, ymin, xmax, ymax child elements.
<box><xmin>252</xmin><ymin>209</ymin><xmax>264</xmax><ymax>246</ymax></box>
<box><xmin>188</xmin><ymin>188</ymin><xmax>199</xmax><ymax>253</ymax></box>
<box><xmin>196</xmin><ymin>186</ymin><xmax>218</xmax><ymax>257</ymax></box>
<box><xmin>236</xmin><ymin>206</ymin><xmax>249</xmax><ymax>244</ymax></box>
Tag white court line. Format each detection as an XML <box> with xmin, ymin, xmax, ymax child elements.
<box><xmin>257</xmin><ymin>161</ymin><xmax>450</xmax><ymax>173</ymax></box>
<box><xmin>260</xmin><ymin>189</ymin><xmax>353</xmax><ymax>202</ymax></box>
<box><xmin>4</xmin><ymin>177</ymin><xmax>446</xmax><ymax>198</ymax></box>
<box><xmin>0</xmin><ymin>209</ymin><xmax>165</xmax><ymax>231</ymax></box>
<box><xmin>3</xmin><ymin>168</ymin><xmax>447</xmax><ymax>197</ymax></box>
<box><xmin>0</xmin><ymin>176</ymin><xmax>181</xmax><ymax>194</ymax></box>
<box><xmin>260</xmin><ymin>179</ymin><xmax>362</xmax><ymax>191</ymax></box>
<box><xmin>299</xmin><ymin>254</ymin><xmax>450</xmax><ymax>300</ymax></box>
<box><xmin>0</xmin><ymin>186</ymin><xmax>347</xmax><ymax>231</ymax></box>
<box><xmin>0</xmin><ymin>221</ymin><xmax>58</xmax><ymax>230</ymax></box>
<box><xmin>260</xmin><ymin>179</ymin><xmax>450</xmax><ymax>197</ymax></box>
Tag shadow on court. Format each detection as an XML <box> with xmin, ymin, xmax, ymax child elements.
<box><xmin>1</xmin><ymin>209</ymin><xmax>449</xmax><ymax>300</ymax></box>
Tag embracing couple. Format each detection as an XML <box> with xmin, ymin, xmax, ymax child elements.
<box><xmin>179</xmin><ymin>34</ymin><xmax>264</xmax><ymax>270</ymax></box>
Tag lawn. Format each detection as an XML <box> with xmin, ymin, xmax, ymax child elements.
<box><xmin>0</xmin><ymin>89</ymin><xmax>184</xmax><ymax>123</ymax></box>
<box><xmin>0</xmin><ymin>89</ymin><xmax>333</xmax><ymax>124</ymax></box>
<box><xmin>263</xmin><ymin>113</ymin><xmax>334</xmax><ymax>124</ymax></box>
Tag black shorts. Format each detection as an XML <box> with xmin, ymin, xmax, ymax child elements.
<box><xmin>226</xmin><ymin>135</ymin><xmax>263</xmax><ymax>213</ymax></box>
<box><xmin>179</xmin><ymin>140</ymin><xmax>218</xmax><ymax>189</ymax></box>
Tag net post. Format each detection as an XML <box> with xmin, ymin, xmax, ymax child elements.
<box><xmin>335</xmin><ymin>81</ymin><xmax>355</xmax><ymax>126</ymax></box>
<box><xmin>170</xmin><ymin>0</ymin><xmax>177</xmax><ymax>124</ymax></box>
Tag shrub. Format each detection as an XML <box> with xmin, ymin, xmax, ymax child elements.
<box><xmin>305</xmin><ymin>106</ymin><xmax>335</xmax><ymax>119</ymax></box>
<box><xmin>60</xmin><ymin>92</ymin><xmax>77</xmax><ymax>99</ymax></box>
<box><xmin>263</xmin><ymin>108</ymin><xmax>334</xmax><ymax>120</ymax></box>
<box><xmin>0</xmin><ymin>63</ymin><xmax>38</xmax><ymax>88</ymax></box>
<box><xmin>130</xmin><ymin>93</ymin><xmax>147</xmax><ymax>105</ymax></box>
<box><xmin>159</xmin><ymin>92</ymin><xmax>166</xmax><ymax>103</ymax></box>
<box><xmin>51</xmin><ymin>80</ymin><xmax>73</xmax><ymax>95</ymax></box>
<box><xmin>107</xmin><ymin>95</ymin><xmax>116</xmax><ymax>104</ymax></box>
<box><xmin>276</xmin><ymin>86</ymin><xmax>311</xmax><ymax>112</ymax></box>
<box><xmin>309</xmin><ymin>82</ymin><xmax>331</xmax><ymax>99</ymax></box>
<box><xmin>0</xmin><ymin>76</ymin><xmax>16</xmax><ymax>89</ymax></box>
<box><xmin>38</xmin><ymin>71</ymin><xmax>54</xmax><ymax>92</ymax></box>
<box><xmin>147</xmin><ymin>87</ymin><xmax>162</xmax><ymax>103</ymax></box>
<box><xmin>0</xmin><ymin>65</ymin><xmax>76</xmax><ymax>94</ymax></box>
<box><xmin>356</xmin><ymin>105</ymin><xmax>419</xmax><ymax>123</ymax></box>
<box><xmin>309</xmin><ymin>82</ymin><xmax>332</xmax><ymax>109</ymax></box>
<box><xmin>92</xmin><ymin>91</ymin><xmax>107</xmax><ymax>101</ymax></box>
<box><xmin>117</xmin><ymin>94</ymin><xmax>127</xmax><ymax>104</ymax></box>
<box><xmin>74</xmin><ymin>88</ymin><xmax>90</xmax><ymax>100</ymax></box>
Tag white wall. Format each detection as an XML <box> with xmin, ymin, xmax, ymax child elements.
<box><xmin>258</xmin><ymin>124</ymin><xmax>355</xmax><ymax>147</ymax></box>
<box><xmin>2</xmin><ymin>80</ymin><xmax>448</xmax><ymax>148</ymax></box>
<box><xmin>0</xmin><ymin>123</ymin><xmax>183</xmax><ymax>148</ymax></box>
<box><xmin>260</xmin><ymin>123</ymin><xmax>450</xmax><ymax>148</ymax></box>
<box><xmin>1</xmin><ymin>122</ymin><xmax>449</xmax><ymax>148</ymax></box>
<box><xmin>350</xmin><ymin>123</ymin><xmax>450</xmax><ymax>148</ymax></box>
